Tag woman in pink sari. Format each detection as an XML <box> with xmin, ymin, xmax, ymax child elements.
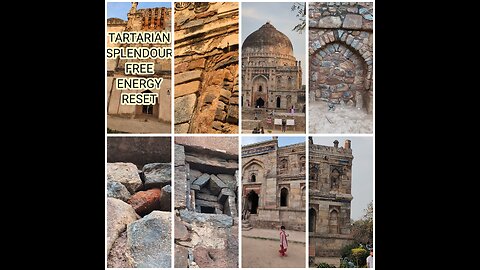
<box><xmin>279</xmin><ymin>225</ymin><xmax>289</xmax><ymax>257</ymax></box>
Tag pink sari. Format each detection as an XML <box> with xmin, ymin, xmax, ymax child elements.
<box><xmin>279</xmin><ymin>230</ymin><xmax>288</xmax><ymax>256</ymax></box>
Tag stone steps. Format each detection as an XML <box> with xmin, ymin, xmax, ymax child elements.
<box><xmin>242</xmin><ymin>219</ymin><xmax>253</xmax><ymax>231</ymax></box>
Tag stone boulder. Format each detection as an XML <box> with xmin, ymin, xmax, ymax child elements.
<box><xmin>107</xmin><ymin>231</ymin><xmax>133</xmax><ymax>268</ymax></box>
<box><xmin>127</xmin><ymin>211</ymin><xmax>172</xmax><ymax>268</ymax></box>
<box><xmin>107</xmin><ymin>163</ymin><xmax>142</xmax><ymax>194</ymax></box>
<box><xmin>159</xmin><ymin>185</ymin><xmax>171</xmax><ymax>211</ymax></box>
<box><xmin>107</xmin><ymin>181</ymin><xmax>131</xmax><ymax>202</ymax></box>
<box><xmin>107</xmin><ymin>198</ymin><xmax>138</xmax><ymax>253</ymax></box>
<box><xmin>179</xmin><ymin>209</ymin><xmax>233</xmax><ymax>228</ymax></box>
<box><xmin>193</xmin><ymin>246</ymin><xmax>237</xmax><ymax>268</ymax></box>
<box><xmin>142</xmin><ymin>163</ymin><xmax>171</xmax><ymax>189</ymax></box>
<box><xmin>128</xmin><ymin>188</ymin><xmax>162</xmax><ymax>216</ymax></box>
<box><xmin>175</xmin><ymin>245</ymin><xmax>189</xmax><ymax>268</ymax></box>
<box><xmin>175</xmin><ymin>215</ymin><xmax>190</xmax><ymax>242</ymax></box>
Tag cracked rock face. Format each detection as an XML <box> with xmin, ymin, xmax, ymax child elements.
<box><xmin>174</xmin><ymin>2</ymin><xmax>239</xmax><ymax>134</ymax></box>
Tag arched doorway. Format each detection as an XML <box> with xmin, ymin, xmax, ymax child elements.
<box><xmin>309</xmin><ymin>208</ymin><xmax>316</xmax><ymax>232</ymax></box>
<box><xmin>256</xmin><ymin>97</ymin><xmax>265</xmax><ymax>108</ymax></box>
<box><xmin>329</xmin><ymin>209</ymin><xmax>339</xmax><ymax>234</ymax></box>
<box><xmin>276</xmin><ymin>96</ymin><xmax>281</xmax><ymax>108</ymax></box>
<box><xmin>140</xmin><ymin>90</ymin><xmax>154</xmax><ymax>115</ymax></box>
<box><xmin>280</xmin><ymin>188</ymin><xmax>288</xmax><ymax>207</ymax></box>
<box><xmin>247</xmin><ymin>190</ymin><xmax>259</xmax><ymax>214</ymax></box>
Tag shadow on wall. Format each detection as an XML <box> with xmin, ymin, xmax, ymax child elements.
<box><xmin>107</xmin><ymin>137</ymin><xmax>171</xmax><ymax>169</ymax></box>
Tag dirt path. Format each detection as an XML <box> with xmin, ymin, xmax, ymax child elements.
<box><xmin>241</xmin><ymin>237</ymin><xmax>306</xmax><ymax>268</ymax></box>
<box><xmin>107</xmin><ymin>115</ymin><xmax>170</xmax><ymax>133</ymax></box>
<box><xmin>309</xmin><ymin>101</ymin><xmax>373</xmax><ymax>134</ymax></box>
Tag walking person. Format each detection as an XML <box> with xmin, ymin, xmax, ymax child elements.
<box><xmin>281</xmin><ymin>119</ymin><xmax>286</xmax><ymax>132</ymax></box>
<box><xmin>279</xmin><ymin>226</ymin><xmax>289</xmax><ymax>257</ymax></box>
<box><xmin>366</xmin><ymin>249</ymin><xmax>373</xmax><ymax>268</ymax></box>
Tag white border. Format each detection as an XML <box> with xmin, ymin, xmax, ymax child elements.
<box><xmin>105</xmin><ymin>1</ymin><xmax>375</xmax><ymax>269</ymax></box>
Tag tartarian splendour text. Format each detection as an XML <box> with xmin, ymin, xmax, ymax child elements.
<box><xmin>106</xmin><ymin>31</ymin><xmax>172</xmax><ymax>105</ymax></box>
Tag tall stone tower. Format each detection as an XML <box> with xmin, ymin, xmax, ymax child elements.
<box><xmin>309</xmin><ymin>139</ymin><xmax>353</xmax><ymax>261</ymax></box>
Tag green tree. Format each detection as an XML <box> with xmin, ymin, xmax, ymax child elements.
<box><xmin>291</xmin><ymin>2</ymin><xmax>306</xmax><ymax>33</ymax></box>
<box><xmin>352</xmin><ymin>201</ymin><xmax>373</xmax><ymax>245</ymax></box>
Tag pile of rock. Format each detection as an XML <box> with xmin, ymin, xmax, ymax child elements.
<box><xmin>107</xmin><ymin>162</ymin><xmax>171</xmax><ymax>268</ymax></box>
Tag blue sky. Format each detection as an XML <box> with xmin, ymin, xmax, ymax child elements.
<box><xmin>107</xmin><ymin>2</ymin><xmax>171</xmax><ymax>20</ymax></box>
<box><xmin>241</xmin><ymin>136</ymin><xmax>304</xmax><ymax>147</ymax></box>
<box><xmin>312</xmin><ymin>137</ymin><xmax>373</xmax><ymax>221</ymax></box>
<box><xmin>242</xmin><ymin>2</ymin><xmax>306</xmax><ymax>83</ymax></box>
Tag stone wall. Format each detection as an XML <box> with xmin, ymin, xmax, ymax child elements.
<box><xmin>242</xmin><ymin>139</ymin><xmax>306</xmax><ymax>231</ymax></box>
<box><xmin>309</xmin><ymin>138</ymin><xmax>354</xmax><ymax>263</ymax></box>
<box><xmin>174</xmin><ymin>2</ymin><xmax>239</xmax><ymax>133</ymax></box>
<box><xmin>309</xmin><ymin>2</ymin><xmax>373</xmax><ymax>113</ymax></box>
<box><xmin>107</xmin><ymin>137</ymin><xmax>171</xmax><ymax>168</ymax></box>
<box><xmin>174</xmin><ymin>138</ymin><xmax>239</xmax><ymax>268</ymax></box>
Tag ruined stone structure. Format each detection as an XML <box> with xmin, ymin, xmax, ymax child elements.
<box><xmin>174</xmin><ymin>137</ymin><xmax>238</xmax><ymax>268</ymax></box>
<box><xmin>241</xmin><ymin>22</ymin><xmax>306</xmax><ymax>132</ymax></box>
<box><xmin>106</xmin><ymin>137</ymin><xmax>172</xmax><ymax>268</ymax></box>
<box><xmin>174</xmin><ymin>2</ymin><xmax>239</xmax><ymax>133</ymax></box>
<box><xmin>242</xmin><ymin>137</ymin><xmax>305</xmax><ymax>231</ymax></box>
<box><xmin>107</xmin><ymin>3</ymin><xmax>172</xmax><ymax>132</ymax></box>
<box><xmin>309</xmin><ymin>137</ymin><xmax>354</xmax><ymax>265</ymax></box>
<box><xmin>309</xmin><ymin>2</ymin><xmax>373</xmax><ymax>113</ymax></box>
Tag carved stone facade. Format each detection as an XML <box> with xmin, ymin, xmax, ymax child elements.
<box><xmin>241</xmin><ymin>21</ymin><xmax>306</xmax><ymax>133</ymax></box>
<box><xmin>309</xmin><ymin>2</ymin><xmax>373</xmax><ymax>113</ymax></box>
<box><xmin>174</xmin><ymin>137</ymin><xmax>239</xmax><ymax>268</ymax></box>
<box><xmin>242</xmin><ymin>22</ymin><xmax>304</xmax><ymax>111</ymax></box>
<box><xmin>174</xmin><ymin>2</ymin><xmax>239</xmax><ymax>133</ymax></box>
<box><xmin>242</xmin><ymin>138</ymin><xmax>305</xmax><ymax>231</ymax></box>
<box><xmin>107</xmin><ymin>3</ymin><xmax>172</xmax><ymax>131</ymax></box>
<box><xmin>309</xmin><ymin>137</ymin><xmax>354</xmax><ymax>264</ymax></box>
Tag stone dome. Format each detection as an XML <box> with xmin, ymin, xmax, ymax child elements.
<box><xmin>242</xmin><ymin>22</ymin><xmax>294</xmax><ymax>56</ymax></box>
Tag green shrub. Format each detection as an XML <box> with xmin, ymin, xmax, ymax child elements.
<box><xmin>351</xmin><ymin>247</ymin><xmax>369</xmax><ymax>268</ymax></box>
<box><xmin>316</xmin><ymin>262</ymin><xmax>335</xmax><ymax>268</ymax></box>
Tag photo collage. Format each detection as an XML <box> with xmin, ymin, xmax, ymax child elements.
<box><xmin>106</xmin><ymin>1</ymin><xmax>374</xmax><ymax>268</ymax></box>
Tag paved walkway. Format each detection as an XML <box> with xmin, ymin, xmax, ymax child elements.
<box><xmin>242</xmin><ymin>228</ymin><xmax>306</xmax><ymax>244</ymax></box>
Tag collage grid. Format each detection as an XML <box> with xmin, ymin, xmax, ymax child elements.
<box><xmin>105</xmin><ymin>0</ymin><xmax>374</xmax><ymax>268</ymax></box>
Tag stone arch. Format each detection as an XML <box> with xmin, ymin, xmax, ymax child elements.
<box><xmin>247</xmin><ymin>190</ymin><xmax>259</xmax><ymax>214</ymax></box>
<box><xmin>309</xmin><ymin>208</ymin><xmax>316</xmax><ymax>232</ymax></box>
<box><xmin>286</xmin><ymin>95</ymin><xmax>292</xmax><ymax>109</ymax></box>
<box><xmin>301</xmin><ymin>186</ymin><xmax>306</xmax><ymax>207</ymax></box>
<box><xmin>310</xmin><ymin>30</ymin><xmax>372</xmax><ymax>109</ymax></box>
<box><xmin>250</xmin><ymin>173</ymin><xmax>256</xmax><ymax>182</ymax></box>
<box><xmin>252</xmin><ymin>75</ymin><xmax>268</xmax><ymax>108</ymax></box>
<box><xmin>299</xmin><ymin>156</ymin><xmax>306</xmax><ymax>172</ymax></box>
<box><xmin>276</xmin><ymin>96</ymin><xmax>281</xmax><ymax>108</ymax></box>
<box><xmin>243</xmin><ymin>159</ymin><xmax>265</xmax><ymax>182</ymax></box>
<box><xmin>329</xmin><ymin>208</ymin><xmax>339</xmax><ymax>234</ymax></box>
<box><xmin>135</xmin><ymin>90</ymin><xmax>158</xmax><ymax>117</ymax></box>
<box><xmin>331</xmin><ymin>168</ymin><xmax>340</xmax><ymax>190</ymax></box>
<box><xmin>312</xmin><ymin>30</ymin><xmax>372</xmax><ymax>74</ymax></box>
<box><xmin>280</xmin><ymin>158</ymin><xmax>288</xmax><ymax>171</ymax></box>
<box><xmin>280</xmin><ymin>187</ymin><xmax>288</xmax><ymax>207</ymax></box>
